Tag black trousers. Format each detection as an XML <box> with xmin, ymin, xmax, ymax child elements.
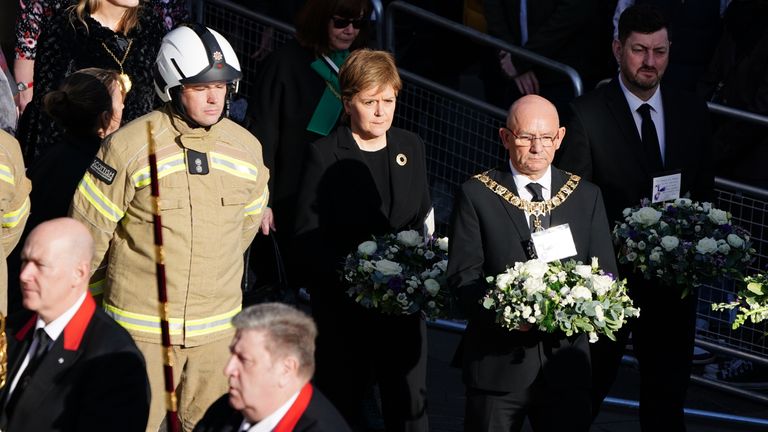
<box><xmin>589</xmin><ymin>277</ymin><xmax>698</xmax><ymax>432</ymax></box>
<box><xmin>464</xmin><ymin>375</ymin><xmax>591</xmax><ymax>432</ymax></box>
<box><xmin>311</xmin><ymin>289</ymin><xmax>429</xmax><ymax>432</ymax></box>
<box><xmin>588</xmin><ymin>323</ymin><xmax>630</xmax><ymax>418</ymax></box>
<box><xmin>634</xmin><ymin>284</ymin><xmax>698</xmax><ymax>432</ymax></box>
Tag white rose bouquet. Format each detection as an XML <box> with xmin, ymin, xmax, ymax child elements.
<box><xmin>482</xmin><ymin>258</ymin><xmax>639</xmax><ymax>343</ymax></box>
<box><xmin>343</xmin><ymin>230</ymin><xmax>449</xmax><ymax>318</ymax></box>
<box><xmin>712</xmin><ymin>273</ymin><xmax>768</xmax><ymax>329</ymax></box>
<box><xmin>612</xmin><ymin>198</ymin><xmax>754</xmax><ymax>297</ymax></box>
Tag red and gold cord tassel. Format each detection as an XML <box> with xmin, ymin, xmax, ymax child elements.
<box><xmin>147</xmin><ymin>122</ymin><xmax>180</xmax><ymax>432</ymax></box>
<box><xmin>0</xmin><ymin>314</ymin><xmax>6</xmax><ymax>389</ymax></box>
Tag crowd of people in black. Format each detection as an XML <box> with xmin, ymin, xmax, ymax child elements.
<box><xmin>0</xmin><ymin>0</ymin><xmax>766</xmax><ymax>431</ymax></box>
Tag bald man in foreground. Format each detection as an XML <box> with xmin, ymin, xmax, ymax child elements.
<box><xmin>447</xmin><ymin>95</ymin><xmax>617</xmax><ymax>431</ymax></box>
<box><xmin>0</xmin><ymin>218</ymin><xmax>150</xmax><ymax>431</ymax></box>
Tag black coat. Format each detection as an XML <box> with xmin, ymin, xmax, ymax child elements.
<box><xmin>27</xmin><ymin>135</ymin><xmax>101</xmax><ymax>228</ymax></box>
<box><xmin>0</xmin><ymin>294</ymin><xmax>150</xmax><ymax>432</ymax></box>
<box><xmin>294</xmin><ymin>125</ymin><xmax>432</xmax><ymax>287</ymax></box>
<box><xmin>292</xmin><ymin>126</ymin><xmax>432</xmax><ymax>430</ymax></box>
<box><xmin>248</xmin><ymin>39</ymin><xmax>331</xmax><ymax>233</ymax></box>
<box><xmin>193</xmin><ymin>386</ymin><xmax>352</xmax><ymax>432</ymax></box>
<box><xmin>447</xmin><ymin>166</ymin><xmax>617</xmax><ymax>392</ymax></box>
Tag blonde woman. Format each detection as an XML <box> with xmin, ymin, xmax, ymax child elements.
<box><xmin>295</xmin><ymin>49</ymin><xmax>431</xmax><ymax>432</ymax></box>
<box><xmin>16</xmin><ymin>0</ymin><xmax>164</xmax><ymax>164</ymax></box>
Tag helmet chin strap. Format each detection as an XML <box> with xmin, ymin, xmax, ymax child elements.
<box><xmin>169</xmin><ymin>85</ymin><xmax>236</xmax><ymax>128</ymax></box>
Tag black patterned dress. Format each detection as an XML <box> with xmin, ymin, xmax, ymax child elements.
<box><xmin>16</xmin><ymin>7</ymin><xmax>165</xmax><ymax>163</ymax></box>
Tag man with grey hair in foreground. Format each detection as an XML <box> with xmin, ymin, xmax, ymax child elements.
<box><xmin>194</xmin><ymin>303</ymin><xmax>351</xmax><ymax>432</ymax></box>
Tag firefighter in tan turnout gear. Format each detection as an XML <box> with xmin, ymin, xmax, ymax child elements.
<box><xmin>70</xmin><ymin>24</ymin><xmax>270</xmax><ymax>432</ymax></box>
<box><xmin>0</xmin><ymin>130</ymin><xmax>31</xmax><ymax>315</ymax></box>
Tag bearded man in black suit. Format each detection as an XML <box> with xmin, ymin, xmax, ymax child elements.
<box><xmin>448</xmin><ymin>94</ymin><xmax>617</xmax><ymax>432</ymax></box>
<box><xmin>556</xmin><ymin>5</ymin><xmax>714</xmax><ymax>431</ymax></box>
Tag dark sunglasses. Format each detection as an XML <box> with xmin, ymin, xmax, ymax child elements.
<box><xmin>331</xmin><ymin>16</ymin><xmax>366</xmax><ymax>29</ymax></box>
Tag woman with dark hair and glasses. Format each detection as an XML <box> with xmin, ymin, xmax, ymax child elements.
<box><xmin>246</xmin><ymin>0</ymin><xmax>372</xmax><ymax>292</ymax></box>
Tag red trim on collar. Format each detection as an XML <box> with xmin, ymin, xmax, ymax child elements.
<box><xmin>13</xmin><ymin>294</ymin><xmax>96</xmax><ymax>351</ymax></box>
<box><xmin>15</xmin><ymin>315</ymin><xmax>37</xmax><ymax>341</ymax></box>
<box><xmin>62</xmin><ymin>293</ymin><xmax>96</xmax><ymax>350</ymax></box>
<box><xmin>273</xmin><ymin>382</ymin><xmax>313</xmax><ymax>432</ymax></box>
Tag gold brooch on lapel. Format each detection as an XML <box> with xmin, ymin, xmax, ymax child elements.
<box><xmin>396</xmin><ymin>153</ymin><xmax>407</xmax><ymax>166</ymax></box>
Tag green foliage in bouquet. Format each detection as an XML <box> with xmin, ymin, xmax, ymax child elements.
<box><xmin>612</xmin><ymin>198</ymin><xmax>754</xmax><ymax>297</ymax></box>
<box><xmin>482</xmin><ymin>258</ymin><xmax>639</xmax><ymax>343</ymax></box>
<box><xmin>343</xmin><ymin>230</ymin><xmax>448</xmax><ymax>319</ymax></box>
<box><xmin>712</xmin><ymin>273</ymin><xmax>768</xmax><ymax>329</ymax></box>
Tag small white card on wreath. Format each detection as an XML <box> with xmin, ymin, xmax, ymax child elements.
<box><xmin>651</xmin><ymin>171</ymin><xmax>681</xmax><ymax>203</ymax></box>
<box><xmin>531</xmin><ymin>224</ymin><xmax>577</xmax><ymax>263</ymax></box>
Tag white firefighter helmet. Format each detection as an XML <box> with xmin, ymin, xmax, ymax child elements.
<box><xmin>154</xmin><ymin>24</ymin><xmax>242</xmax><ymax>102</ymax></box>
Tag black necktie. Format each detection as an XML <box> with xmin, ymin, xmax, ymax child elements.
<box><xmin>525</xmin><ymin>182</ymin><xmax>550</xmax><ymax>231</ymax></box>
<box><xmin>2</xmin><ymin>328</ymin><xmax>52</xmax><ymax>423</ymax></box>
<box><xmin>29</xmin><ymin>328</ymin><xmax>51</xmax><ymax>367</ymax></box>
<box><xmin>637</xmin><ymin>104</ymin><xmax>664</xmax><ymax>171</ymax></box>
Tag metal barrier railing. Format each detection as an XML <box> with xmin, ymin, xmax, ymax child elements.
<box><xmin>394</xmin><ymin>68</ymin><xmax>506</xmax><ymax>230</ymax></box>
<box><xmin>370</xmin><ymin>0</ymin><xmax>384</xmax><ymax>48</ymax></box>
<box><xmin>200</xmin><ymin>0</ymin><xmax>768</xmax><ymax>424</ymax></box>
<box><xmin>384</xmin><ymin>0</ymin><xmax>583</xmax><ymax>98</ymax></box>
<box><xmin>708</xmin><ymin>102</ymin><xmax>768</xmax><ymax>127</ymax></box>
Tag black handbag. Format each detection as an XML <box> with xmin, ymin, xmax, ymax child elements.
<box><xmin>241</xmin><ymin>233</ymin><xmax>297</xmax><ymax>306</ymax></box>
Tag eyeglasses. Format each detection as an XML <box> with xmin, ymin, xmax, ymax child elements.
<box><xmin>504</xmin><ymin>128</ymin><xmax>559</xmax><ymax>147</ymax></box>
<box><xmin>331</xmin><ymin>16</ymin><xmax>366</xmax><ymax>29</ymax></box>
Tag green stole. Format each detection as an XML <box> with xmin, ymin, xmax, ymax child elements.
<box><xmin>307</xmin><ymin>50</ymin><xmax>349</xmax><ymax>136</ymax></box>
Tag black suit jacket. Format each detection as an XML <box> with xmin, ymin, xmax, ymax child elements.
<box><xmin>0</xmin><ymin>294</ymin><xmax>150</xmax><ymax>432</ymax></box>
<box><xmin>483</xmin><ymin>0</ymin><xmax>616</xmax><ymax>84</ymax></box>
<box><xmin>294</xmin><ymin>125</ymin><xmax>432</xmax><ymax>291</ymax></box>
<box><xmin>193</xmin><ymin>385</ymin><xmax>352</xmax><ymax>432</ymax></box>
<box><xmin>556</xmin><ymin>78</ymin><xmax>714</xmax><ymax>224</ymax></box>
<box><xmin>447</xmin><ymin>166</ymin><xmax>617</xmax><ymax>392</ymax></box>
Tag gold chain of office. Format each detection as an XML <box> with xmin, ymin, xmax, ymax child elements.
<box><xmin>473</xmin><ymin>170</ymin><xmax>581</xmax><ymax>223</ymax></box>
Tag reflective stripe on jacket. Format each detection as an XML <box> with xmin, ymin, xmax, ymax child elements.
<box><xmin>71</xmin><ymin>107</ymin><xmax>269</xmax><ymax>346</ymax></box>
<box><xmin>0</xmin><ymin>130</ymin><xmax>31</xmax><ymax>314</ymax></box>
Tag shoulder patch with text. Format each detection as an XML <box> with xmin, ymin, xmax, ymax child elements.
<box><xmin>88</xmin><ymin>157</ymin><xmax>117</xmax><ymax>185</ymax></box>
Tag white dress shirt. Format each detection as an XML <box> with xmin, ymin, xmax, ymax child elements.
<box><xmin>240</xmin><ymin>389</ymin><xmax>301</xmax><ymax>432</ymax></box>
<box><xmin>618</xmin><ymin>75</ymin><xmax>666</xmax><ymax>165</ymax></box>
<box><xmin>509</xmin><ymin>161</ymin><xmax>552</xmax><ymax>230</ymax></box>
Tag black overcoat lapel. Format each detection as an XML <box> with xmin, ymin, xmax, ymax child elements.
<box><xmin>332</xmin><ymin>126</ymin><xmax>365</xmax><ymax>164</ymax></box>
<box><xmin>660</xmin><ymin>87</ymin><xmax>683</xmax><ymax>170</ymax></box>
<box><xmin>490</xmin><ymin>168</ymin><xmax>531</xmax><ymax>241</ymax></box>
<box><xmin>548</xmin><ymin>168</ymin><xmax>570</xmax><ymax>228</ymax></box>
